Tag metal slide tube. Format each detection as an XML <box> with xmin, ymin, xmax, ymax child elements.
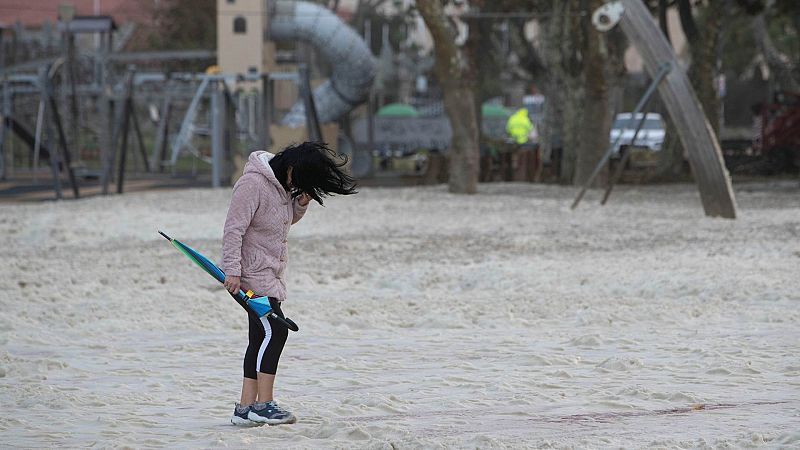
<box><xmin>269</xmin><ymin>0</ymin><xmax>376</xmax><ymax>127</ymax></box>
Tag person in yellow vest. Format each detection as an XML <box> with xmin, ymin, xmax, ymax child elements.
<box><xmin>506</xmin><ymin>108</ymin><xmax>534</xmax><ymax>145</ymax></box>
<box><xmin>505</xmin><ymin>108</ymin><xmax>540</xmax><ymax>181</ymax></box>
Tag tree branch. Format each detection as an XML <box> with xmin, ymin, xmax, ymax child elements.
<box><xmin>676</xmin><ymin>0</ymin><xmax>699</xmax><ymax>43</ymax></box>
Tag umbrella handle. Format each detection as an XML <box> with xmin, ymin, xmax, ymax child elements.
<box><xmin>269</xmin><ymin>313</ymin><xmax>299</xmax><ymax>332</ymax></box>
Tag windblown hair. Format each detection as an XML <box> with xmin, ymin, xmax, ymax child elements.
<box><xmin>269</xmin><ymin>142</ymin><xmax>358</xmax><ymax>205</ymax></box>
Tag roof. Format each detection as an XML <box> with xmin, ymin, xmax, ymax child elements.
<box><xmin>614</xmin><ymin>112</ymin><xmax>663</xmax><ymax>120</ymax></box>
<box><xmin>0</xmin><ymin>0</ymin><xmax>152</xmax><ymax>28</ymax></box>
<box><xmin>57</xmin><ymin>15</ymin><xmax>117</xmax><ymax>33</ymax></box>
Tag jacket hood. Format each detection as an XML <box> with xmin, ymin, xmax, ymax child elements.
<box><xmin>243</xmin><ymin>151</ymin><xmax>284</xmax><ymax>191</ymax></box>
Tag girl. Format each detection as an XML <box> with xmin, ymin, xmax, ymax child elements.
<box><xmin>222</xmin><ymin>142</ymin><xmax>357</xmax><ymax>425</ymax></box>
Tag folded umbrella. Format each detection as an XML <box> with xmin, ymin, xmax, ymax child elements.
<box><xmin>159</xmin><ymin>230</ymin><xmax>299</xmax><ymax>331</ymax></box>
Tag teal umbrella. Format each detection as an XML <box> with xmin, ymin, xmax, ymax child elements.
<box><xmin>159</xmin><ymin>231</ymin><xmax>299</xmax><ymax>331</ymax></box>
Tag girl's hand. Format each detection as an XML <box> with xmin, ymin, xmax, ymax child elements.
<box><xmin>224</xmin><ymin>275</ymin><xmax>241</xmax><ymax>294</ymax></box>
<box><xmin>298</xmin><ymin>192</ymin><xmax>311</xmax><ymax>206</ymax></box>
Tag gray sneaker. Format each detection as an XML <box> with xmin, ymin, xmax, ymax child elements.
<box><xmin>231</xmin><ymin>403</ymin><xmax>257</xmax><ymax>426</ymax></box>
<box><xmin>247</xmin><ymin>400</ymin><xmax>297</xmax><ymax>425</ymax></box>
<box><xmin>231</xmin><ymin>403</ymin><xmax>261</xmax><ymax>426</ymax></box>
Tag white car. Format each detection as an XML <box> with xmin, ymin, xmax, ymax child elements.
<box><xmin>609</xmin><ymin>112</ymin><xmax>665</xmax><ymax>154</ymax></box>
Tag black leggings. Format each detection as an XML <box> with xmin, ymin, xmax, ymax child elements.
<box><xmin>242</xmin><ymin>298</ymin><xmax>288</xmax><ymax>379</ymax></box>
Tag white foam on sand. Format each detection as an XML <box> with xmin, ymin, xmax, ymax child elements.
<box><xmin>1</xmin><ymin>181</ymin><xmax>799</xmax><ymax>448</ymax></box>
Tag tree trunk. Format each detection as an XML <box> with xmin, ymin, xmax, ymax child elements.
<box><xmin>417</xmin><ymin>0</ymin><xmax>480</xmax><ymax>193</ymax></box>
<box><xmin>541</xmin><ymin>0</ymin><xmax>612</xmax><ymax>186</ymax></box>
<box><xmin>687</xmin><ymin>2</ymin><xmax>723</xmax><ymax>135</ymax></box>
<box><xmin>541</xmin><ymin>0</ymin><xmax>581</xmax><ymax>184</ymax></box>
<box><xmin>539</xmin><ymin>1</ymin><xmax>569</xmax><ymax>183</ymax></box>
<box><xmin>575</xmin><ymin>0</ymin><xmax>613</xmax><ymax>186</ymax></box>
<box><xmin>445</xmin><ymin>85</ymin><xmax>480</xmax><ymax>192</ymax></box>
<box><xmin>654</xmin><ymin>0</ymin><xmax>725</xmax><ymax>181</ymax></box>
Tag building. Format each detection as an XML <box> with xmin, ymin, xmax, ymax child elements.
<box><xmin>216</xmin><ymin>0</ymin><xmax>273</xmax><ymax>75</ymax></box>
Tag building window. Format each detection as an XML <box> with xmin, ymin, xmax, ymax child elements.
<box><xmin>233</xmin><ymin>16</ymin><xmax>246</xmax><ymax>34</ymax></box>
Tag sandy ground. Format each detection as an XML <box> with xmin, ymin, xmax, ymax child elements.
<box><xmin>1</xmin><ymin>181</ymin><xmax>799</xmax><ymax>449</ymax></box>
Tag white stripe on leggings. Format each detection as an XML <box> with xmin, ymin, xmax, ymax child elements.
<box><xmin>256</xmin><ymin>316</ymin><xmax>272</xmax><ymax>373</ymax></box>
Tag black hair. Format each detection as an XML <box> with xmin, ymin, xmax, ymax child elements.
<box><xmin>269</xmin><ymin>141</ymin><xmax>358</xmax><ymax>205</ymax></box>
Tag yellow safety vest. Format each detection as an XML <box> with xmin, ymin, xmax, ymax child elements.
<box><xmin>506</xmin><ymin>109</ymin><xmax>533</xmax><ymax>144</ymax></box>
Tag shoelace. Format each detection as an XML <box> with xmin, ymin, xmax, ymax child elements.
<box><xmin>267</xmin><ymin>401</ymin><xmax>290</xmax><ymax>415</ymax></box>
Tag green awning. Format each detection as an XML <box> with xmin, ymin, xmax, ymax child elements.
<box><xmin>481</xmin><ymin>103</ymin><xmax>512</xmax><ymax>118</ymax></box>
<box><xmin>377</xmin><ymin>103</ymin><xmax>420</xmax><ymax>118</ymax></box>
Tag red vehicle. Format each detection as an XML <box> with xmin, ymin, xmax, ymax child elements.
<box><xmin>754</xmin><ymin>91</ymin><xmax>800</xmax><ymax>172</ymax></box>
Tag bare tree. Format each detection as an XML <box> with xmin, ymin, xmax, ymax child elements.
<box><xmin>752</xmin><ymin>12</ymin><xmax>799</xmax><ymax>92</ymax></box>
<box><xmin>149</xmin><ymin>0</ymin><xmax>216</xmax><ymax>50</ymax></box>
<box><xmin>417</xmin><ymin>0</ymin><xmax>480</xmax><ymax>193</ymax></box>
<box><xmin>652</xmin><ymin>0</ymin><xmax>726</xmax><ymax>181</ymax></box>
<box><xmin>539</xmin><ymin>0</ymin><xmax>615</xmax><ymax>186</ymax></box>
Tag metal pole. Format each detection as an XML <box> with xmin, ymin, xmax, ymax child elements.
<box><xmin>0</xmin><ymin>78</ymin><xmax>9</xmax><ymax>180</ymax></box>
<box><xmin>99</xmin><ymin>94</ymin><xmax>117</xmax><ymax>194</ymax></box>
<box><xmin>170</xmin><ymin>76</ymin><xmax>211</xmax><ymax>166</ymax></box>
<box><xmin>225</xmin><ymin>87</ymin><xmax>237</xmax><ymax>182</ymax></box>
<box><xmin>299</xmin><ymin>64</ymin><xmax>322</xmax><ymax>142</ymax></box>
<box><xmin>67</xmin><ymin>30</ymin><xmax>80</xmax><ymax>165</ymax></box>
<box><xmin>260</xmin><ymin>73</ymin><xmax>272</xmax><ymax>150</ymax></box>
<box><xmin>211</xmin><ymin>80</ymin><xmax>223</xmax><ymax>188</ymax></box>
<box><xmin>129</xmin><ymin>97</ymin><xmax>150</xmax><ymax>172</ymax></box>
<box><xmin>45</xmin><ymin>66</ymin><xmax>80</xmax><ymax>198</ymax></box>
<box><xmin>366</xmin><ymin>88</ymin><xmax>375</xmax><ymax>176</ymax></box>
<box><xmin>32</xmin><ymin>67</ymin><xmax>47</xmax><ymax>182</ymax></box>
<box><xmin>600</xmin><ymin>111</ymin><xmax>651</xmax><ymax>205</ymax></box>
<box><xmin>151</xmin><ymin>79</ymin><xmax>172</xmax><ymax>171</ymax></box>
<box><xmin>571</xmin><ymin>62</ymin><xmax>671</xmax><ymax>210</ymax></box>
<box><xmin>44</xmin><ymin>111</ymin><xmax>63</xmax><ymax>199</ymax></box>
<box><xmin>116</xmin><ymin>67</ymin><xmax>136</xmax><ymax>194</ymax></box>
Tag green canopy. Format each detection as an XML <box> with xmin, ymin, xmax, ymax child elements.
<box><xmin>481</xmin><ymin>103</ymin><xmax>512</xmax><ymax>118</ymax></box>
<box><xmin>377</xmin><ymin>103</ymin><xmax>420</xmax><ymax>118</ymax></box>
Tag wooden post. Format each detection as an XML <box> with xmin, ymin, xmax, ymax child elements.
<box><xmin>129</xmin><ymin>98</ymin><xmax>150</xmax><ymax>172</ymax></box>
<box><xmin>115</xmin><ymin>101</ymin><xmax>131</xmax><ymax>194</ymax></box>
<box><xmin>116</xmin><ymin>68</ymin><xmax>135</xmax><ymax>194</ymax></box>
<box><xmin>99</xmin><ymin>94</ymin><xmax>117</xmax><ymax>194</ymax></box>
<box><xmin>0</xmin><ymin>78</ymin><xmax>9</xmax><ymax>180</ymax></box>
<box><xmin>364</xmin><ymin>88</ymin><xmax>376</xmax><ymax>177</ymax></box>
<box><xmin>44</xmin><ymin>69</ymin><xmax>80</xmax><ymax>199</ymax></box>
<box><xmin>32</xmin><ymin>69</ymin><xmax>47</xmax><ymax>182</ymax></box>
<box><xmin>44</xmin><ymin>113</ymin><xmax>63</xmax><ymax>199</ymax></box>
<box><xmin>151</xmin><ymin>86</ymin><xmax>172</xmax><ymax>172</ymax></box>
<box><xmin>616</xmin><ymin>0</ymin><xmax>737</xmax><ymax>218</ymax></box>
<box><xmin>66</xmin><ymin>30</ymin><xmax>80</xmax><ymax>165</ymax></box>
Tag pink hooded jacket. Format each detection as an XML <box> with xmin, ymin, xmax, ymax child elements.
<box><xmin>222</xmin><ymin>151</ymin><xmax>308</xmax><ymax>301</ymax></box>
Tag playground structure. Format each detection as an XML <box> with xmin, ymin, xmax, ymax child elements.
<box><xmin>5</xmin><ymin>0</ymin><xmax>789</xmax><ymax>221</ymax></box>
<box><xmin>576</xmin><ymin>0</ymin><xmax>738</xmax><ymax>219</ymax></box>
<box><xmin>0</xmin><ymin>0</ymin><xmax>376</xmax><ymax>199</ymax></box>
